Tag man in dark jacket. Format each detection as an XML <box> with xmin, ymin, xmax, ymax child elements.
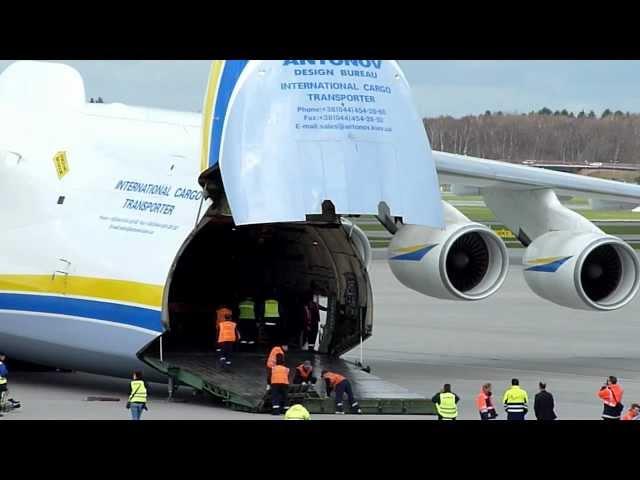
<box><xmin>303</xmin><ymin>295</ymin><xmax>326</xmax><ymax>352</ymax></box>
<box><xmin>534</xmin><ymin>382</ymin><xmax>557</xmax><ymax>420</ymax></box>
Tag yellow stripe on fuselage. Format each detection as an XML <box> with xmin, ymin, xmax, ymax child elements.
<box><xmin>200</xmin><ymin>60</ymin><xmax>225</xmax><ymax>172</ymax></box>
<box><xmin>0</xmin><ymin>275</ymin><xmax>163</xmax><ymax>308</ymax></box>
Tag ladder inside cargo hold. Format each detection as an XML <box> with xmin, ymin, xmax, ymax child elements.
<box><xmin>142</xmin><ymin>351</ymin><xmax>437</xmax><ymax>415</ymax></box>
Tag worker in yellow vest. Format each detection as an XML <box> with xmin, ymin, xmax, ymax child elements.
<box><xmin>263</xmin><ymin>297</ymin><xmax>282</xmax><ymax>342</ymax></box>
<box><xmin>432</xmin><ymin>384</ymin><xmax>460</xmax><ymax>420</ymax></box>
<box><xmin>503</xmin><ymin>378</ymin><xmax>529</xmax><ymax>420</ymax></box>
<box><xmin>127</xmin><ymin>370</ymin><xmax>149</xmax><ymax>420</ymax></box>
<box><xmin>285</xmin><ymin>403</ymin><xmax>311</xmax><ymax>420</ymax></box>
<box><xmin>238</xmin><ymin>297</ymin><xmax>257</xmax><ymax>345</ymax></box>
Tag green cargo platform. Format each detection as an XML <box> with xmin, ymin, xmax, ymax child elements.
<box><xmin>143</xmin><ymin>351</ymin><xmax>436</xmax><ymax>415</ymax></box>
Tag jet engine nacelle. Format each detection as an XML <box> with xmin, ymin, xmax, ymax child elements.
<box><xmin>523</xmin><ymin>231</ymin><xmax>640</xmax><ymax>311</ymax></box>
<box><xmin>388</xmin><ymin>222</ymin><xmax>509</xmax><ymax>300</ymax></box>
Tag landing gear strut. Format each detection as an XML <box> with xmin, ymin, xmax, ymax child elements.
<box><xmin>167</xmin><ymin>373</ymin><xmax>179</xmax><ymax>401</ymax></box>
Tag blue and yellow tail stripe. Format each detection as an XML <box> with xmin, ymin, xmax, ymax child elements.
<box><xmin>200</xmin><ymin>61</ymin><xmax>225</xmax><ymax>172</ymax></box>
<box><xmin>200</xmin><ymin>60</ymin><xmax>250</xmax><ymax>172</ymax></box>
<box><xmin>0</xmin><ymin>275</ymin><xmax>163</xmax><ymax>307</ymax></box>
<box><xmin>390</xmin><ymin>244</ymin><xmax>438</xmax><ymax>261</ymax></box>
<box><xmin>0</xmin><ymin>275</ymin><xmax>164</xmax><ymax>332</ymax></box>
<box><xmin>525</xmin><ymin>256</ymin><xmax>573</xmax><ymax>272</ymax></box>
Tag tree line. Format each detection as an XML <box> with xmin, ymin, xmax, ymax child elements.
<box><xmin>424</xmin><ymin>109</ymin><xmax>640</xmax><ymax>164</ymax></box>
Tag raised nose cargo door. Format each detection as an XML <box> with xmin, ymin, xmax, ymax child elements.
<box><xmin>199</xmin><ymin>60</ymin><xmax>444</xmax><ymax>229</ymax></box>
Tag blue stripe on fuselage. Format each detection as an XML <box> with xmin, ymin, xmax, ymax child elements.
<box><xmin>0</xmin><ymin>293</ymin><xmax>162</xmax><ymax>332</ymax></box>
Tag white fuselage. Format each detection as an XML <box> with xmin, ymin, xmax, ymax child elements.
<box><xmin>0</xmin><ymin>102</ymin><xmax>206</xmax><ymax>377</ymax></box>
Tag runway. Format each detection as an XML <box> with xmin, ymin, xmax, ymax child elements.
<box><xmin>349</xmin><ymin>259</ymin><xmax>640</xmax><ymax>420</ymax></box>
<box><xmin>4</xmin><ymin>257</ymin><xmax>640</xmax><ymax>420</ymax></box>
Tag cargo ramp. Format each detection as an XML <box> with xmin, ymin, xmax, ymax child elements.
<box><xmin>143</xmin><ymin>350</ymin><xmax>436</xmax><ymax>415</ymax></box>
<box><xmin>140</xmin><ymin>205</ymin><xmax>435</xmax><ymax>415</ymax></box>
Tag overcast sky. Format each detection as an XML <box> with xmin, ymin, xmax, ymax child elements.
<box><xmin>1</xmin><ymin>60</ymin><xmax>639</xmax><ymax>118</ymax></box>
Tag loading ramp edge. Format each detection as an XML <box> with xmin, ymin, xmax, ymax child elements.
<box><xmin>143</xmin><ymin>356</ymin><xmax>258</xmax><ymax>411</ymax></box>
<box><xmin>303</xmin><ymin>397</ymin><xmax>437</xmax><ymax>415</ymax></box>
<box><xmin>143</xmin><ymin>356</ymin><xmax>437</xmax><ymax>415</ymax></box>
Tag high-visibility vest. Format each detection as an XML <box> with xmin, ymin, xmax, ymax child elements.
<box><xmin>598</xmin><ymin>384</ymin><xmax>624</xmax><ymax>407</ymax></box>
<box><xmin>0</xmin><ymin>363</ymin><xmax>6</xmax><ymax>385</ymax></box>
<box><xmin>216</xmin><ymin>307</ymin><xmax>232</xmax><ymax>326</ymax></box>
<box><xmin>323</xmin><ymin>372</ymin><xmax>346</xmax><ymax>387</ymax></box>
<box><xmin>218</xmin><ymin>320</ymin><xmax>238</xmax><ymax>343</ymax></box>
<box><xmin>296</xmin><ymin>364</ymin><xmax>312</xmax><ymax>380</ymax></box>
<box><xmin>271</xmin><ymin>365</ymin><xmax>290</xmax><ymax>385</ymax></box>
<box><xmin>264</xmin><ymin>299</ymin><xmax>280</xmax><ymax>318</ymax></box>
<box><xmin>129</xmin><ymin>380</ymin><xmax>147</xmax><ymax>404</ymax></box>
<box><xmin>239</xmin><ymin>300</ymin><xmax>256</xmax><ymax>320</ymax></box>
<box><xmin>285</xmin><ymin>404</ymin><xmax>310</xmax><ymax>420</ymax></box>
<box><xmin>267</xmin><ymin>346</ymin><xmax>285</xmax><ymax>368</ymax></box>
<box><xmin>503</xmin><ymin>386</ymin><xmax>528</xmax><ymax>413</ymax></box>
<box><xmin>475</xmin><ymin>391</ymin><xmax>494</xmax><ymax>413</ymax></box>
<box><xmin>436</xmin><ymin>392</ymin><xmax>458</xmax><ymax>419</ymax></box>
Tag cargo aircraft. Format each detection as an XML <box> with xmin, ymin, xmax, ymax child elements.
<box><xmin>1</xmin><ymin>60</ymin><xmax>639</xmax><ymax>383</ymax></box>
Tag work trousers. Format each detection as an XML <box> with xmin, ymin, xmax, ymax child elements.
<box><xmin>304</xmin><ymin>324</ymin><xmax>319</xmax><ymax>350</ymax></box>
<box><xmin>335</xmin><ymin>380</ymin><xmax>357</xmax><ymax>411</ymax></box>
<box><xmin>0</xmin><ymin>384</ymin><xmax>7</xmax><ymax>411</ymax></box>
<box><xmin>264</xmin><ymin>318</ymin><xmax>282</xmax><ymax>343</ymax></box>
<box><xmin>271</xmin><ymin>384</ymin><xmax>288</xmax><ymax>415</ymax></box>
<box><xmin>479</xmin><ymin>410</ymin><xmax>497</xmax><ymax>420</ymax></box>
<box><xmin>218</xmin><ymin>342</ymin><xmax>233</xmax><ymax>365</ymax></box>
<box><xmin>238</xmin><ymin>319</ymin><xmax>257</xmax><ymax>344</ymax></box>
<box><xmin>506</xmin><ymin>411</ymin><xmax>526</xmax><ymax>421</ymax></box>
<box><xmin>130</xmin><ymin>402</ymin><xmax>145</xmax><ymax>420</ymax></box>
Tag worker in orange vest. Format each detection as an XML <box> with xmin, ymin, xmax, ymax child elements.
<box><xmin>621</xmin><ymin>403</ymin><xmax>640</xmax><ymax>421</ymax></box>
<box><xmin>270</xmin><ymin>354</ymin><xmax>290</xmax><ymax>415</ymax></box>
<box><xmin>217</xmin><ymin>311</ymin><xmax>240</xmax><ymax>367</ymax></box>
<box><xmin>266</xmin><ymin>344</ymin><xmax>288</xmax><ymax>390</ymax></box>
<box><xmin>293</xmin><ymin>360</ymin><xmax>317</xmax><ymax>386</ymax></box>
<box><xmin>475</xmin><ymin>383</ymin><xmax>498</xmax><ymax>420</ymax></box>
<box><xmin>321</xmin><ymin>369</ymin><xmax>362</xmax><ymax>414</ymax></box>
<box><xmin>215</xmin><ymin>306</ymin><xmax>233</xmax><ymax>353</ymax></box>
<box><xmin>598</xmin><ymin>375</ymin><xmax>624</xmax><ymax>420</ymax></box>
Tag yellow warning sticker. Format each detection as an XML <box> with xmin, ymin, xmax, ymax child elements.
<box><xmin>494</xmin><ymin>228</ymin><xmax>516</xmax><ymax>240</ymax></box>
<box><xmin>53</xmin><ymin>151</ymin><xmax>69</xmax><ymax>179</ymax></box>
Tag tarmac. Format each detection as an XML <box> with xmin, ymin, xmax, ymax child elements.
<box><xmin>3</xmin><ymin>251</ymin><xmax>640</xmax><ymax>420</ymax></box>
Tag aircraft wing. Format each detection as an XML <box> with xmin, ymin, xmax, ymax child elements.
<box><xmin>434</xmin><ymin>151</ymin><xmax>640</xmax><ymax>206</ymax></box>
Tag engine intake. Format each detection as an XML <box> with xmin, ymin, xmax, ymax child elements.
<box><xmin>581</xmin><ymin>244</ymin><xmax>621</xmax><ymax>302</ymax></box>
<box><xmin>523</xmin><ymin>231</ymin><xmax>640</xmax><ymax>311</ymax></box>
<box><xmin>389</xmin><ymin>223</ymin><xmax>509</xmax><ymax>301</ymax></box>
